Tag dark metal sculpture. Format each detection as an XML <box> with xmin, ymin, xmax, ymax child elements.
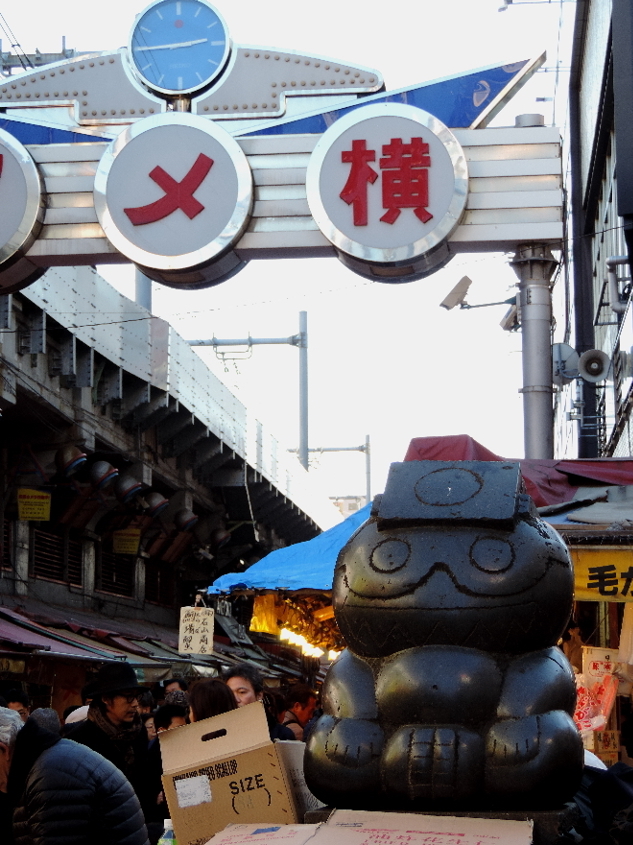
<box><xmin>304</xmin><ymin>461</ymin><xmax>583</xmax><ymax>810</ymax></box>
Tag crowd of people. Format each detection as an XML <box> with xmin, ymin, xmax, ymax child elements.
<box><xmin>0</xmin><ymin>664</ymin><xmax>319</xmax><ymax>845</ymax></box>
<box><xmin>3</xmin><ymin>664</ymin><xmax>633</xmax><ymax>843</ymax></box>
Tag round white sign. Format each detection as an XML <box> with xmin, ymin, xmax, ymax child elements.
<box><xmin>0</xmin><ymin>129</ymin><xmax>44</xmax><ymax>267</ymax></box>
<box><xmin>94</xmin><ymin>113</ymin><xmax>253</xmax><ymax>271</ymax></box>
<box><xmin>306</xmin><ymin>104</ymin><xmax>468</xmax><ymax>266</ymax></box>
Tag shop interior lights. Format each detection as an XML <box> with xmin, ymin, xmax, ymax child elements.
<box><xmin>280</xmin><ymin>627</ymin><xmax>327</xmax><ymax>659</ymax></box>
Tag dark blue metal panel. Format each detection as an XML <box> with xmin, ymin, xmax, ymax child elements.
<box><xmin>0</xmin><ymin>116</ymin><xmax>109</xmax><ymax>144</ymax></box>
<box><xmin>237</xmin><ymin>60</ymin><xmax>530</xmax><ymax>136</ymax></box>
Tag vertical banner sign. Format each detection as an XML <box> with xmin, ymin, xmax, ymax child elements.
<box><xmin>179</xmin><ymin>606</ymin><xmax>215</xmax><ymax>654</ymax></box>
<box><xmin>17</xmin><ymin>489</ymin><xmax>51</xmax><ymax>521</ymax></box>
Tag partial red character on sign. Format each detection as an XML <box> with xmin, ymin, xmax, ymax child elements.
<box><xmin>0</xmin><ymin>154</ymin><xmax>3</xmax><ymax>179</ymax></box>
<box><xmin>379</xmin><ymin>137</ymin><xmax>432</xmax><ymax>224</ymax></box>
<box><xmin>124</xmin><ymin>153</ymin><xmax>214</xmax><ymax>226</ymax></box>
<box><xmin>340</xmin><ymin>139</ymin><xmax>378</xmax><ymax>226</ymax></box>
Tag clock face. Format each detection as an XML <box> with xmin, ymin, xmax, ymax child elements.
<box><xmin>130</xmin><ymin>0</ymin><xmax>230</xmax><ymax>96</ymax></box>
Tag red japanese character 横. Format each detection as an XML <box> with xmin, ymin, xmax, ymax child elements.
<box><xmin>379</xmin><ymin>137</ymin><xmax>432</xmax><ymax>224</ymax></box>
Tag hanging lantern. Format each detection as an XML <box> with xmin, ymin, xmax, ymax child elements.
<box><xmin>115</xmin><ymin>473</ymin><xmax>143</xmax><ymax>504</ymax></box>
<box><xmin>55</xmin><ymin>445</ymin><xmax>87</xmax><ymax>477</ymax></box>
<box><xmin>175</xmin><ymin>508</ymin><xmax>198</xmax><ymax>531</ymax></box>
<box><xmin>89</xmin><ymin>460</ymin><xmax>119</xmax><ymax>490</ymax></box>
<box><xmin>145</xmin><ymin>491</ymin><xmax>169</xmax><ymax>518</ymax></box>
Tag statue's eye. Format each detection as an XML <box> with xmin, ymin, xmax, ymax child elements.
<box><xmin>469</xmin><ymin>536</ymin><xmax>514</xmax><ymax>573</ymax></box>
<box><xmin>369</xmin><ymin>538</ymin><xmax>411</xmax><ymax>573</ymax></box>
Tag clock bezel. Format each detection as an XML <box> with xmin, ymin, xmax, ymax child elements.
<box><xmin>128</xmin><ymin>0</ymin><xmax>231</xmax><ymax>97</ymax></box>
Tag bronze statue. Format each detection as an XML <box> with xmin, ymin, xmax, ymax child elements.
<box><xmin>304</xmin><ymin>461</ymin><xmax>583</xmax><ymax>809</ymax></box>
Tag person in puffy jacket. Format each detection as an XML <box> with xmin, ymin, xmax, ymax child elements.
<box><xmin>0</xmin><ymin>706</ymin><xmax>149</xmax><ymax>845</ymax></box>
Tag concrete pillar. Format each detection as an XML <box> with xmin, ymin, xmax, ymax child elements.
<box><xmin>14</xmin><ymin>521</ymin><xmax>29</xmax><ymax>596</ymax></box>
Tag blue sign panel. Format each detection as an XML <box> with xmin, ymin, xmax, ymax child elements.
<box><xmin>237</xmin><ymin>60</ymin><xmax>533</xmax><ymax>137</ymax></box>
<box><xmin>0</xmin><ymin>116</ymin><xmax>109</xmax><ymax>145</ymax></box>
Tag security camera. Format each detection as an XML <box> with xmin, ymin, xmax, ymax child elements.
<box><xmin>440</xmin><ymin>276</ymin><xmax>472</xmax><ymax>310</ymax></box>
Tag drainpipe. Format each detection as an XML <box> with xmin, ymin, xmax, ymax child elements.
<box><xmin>607</xmin><ymin>255</ymin><xmax>630</xmax><ymax>314</ymax></box>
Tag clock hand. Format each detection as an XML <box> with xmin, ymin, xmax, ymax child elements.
<box><xmin>134</xmin><ymin>38</ymin><xmax>209</xmax><ymax>51</ymax></box>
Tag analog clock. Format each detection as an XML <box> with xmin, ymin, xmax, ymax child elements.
<box><xmin>129</xmin><ymin>0</ymin><xmax>231</xmax><ymax>96</ymax></box>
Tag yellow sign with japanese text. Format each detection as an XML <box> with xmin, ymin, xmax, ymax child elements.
<box><xmin>112</xmin><ymin>528</ymin><xmax>141</xmax><ymax>555</ymax></box>
<box><xmin>178</xmin><ymin>606</ymin><xmax>215</xmax><ymax>654</ymax></box>
<box><xmin>17</xmin><ymin>488</ymin><xmax>51</xmax><ymax>521</ymax></box>
<box><xmin>572</xmin><ymin>547</ymin><xmax>633</xmax><ymax>601</ymax></box>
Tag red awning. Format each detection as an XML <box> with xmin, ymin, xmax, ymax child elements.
<box><xmin>404</xmin><ymin>435</ymin><xmax>633</xmax><ymax>508</ymax></box>
<box><xmin>0</xmin><ymin>613</ymin><xmax>110</xmax><ymax>659</ymax></box>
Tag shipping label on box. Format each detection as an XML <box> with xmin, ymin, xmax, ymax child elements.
<box><xmin>160</xmin><ymin>703</ymin><xmax>298</xmax><ymax>845</ymax></box>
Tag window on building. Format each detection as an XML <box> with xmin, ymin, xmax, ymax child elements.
<box><xmin>145</xmin><ymin>557</ymin><xmax>175</xmax><ymax>607</ymax></box>
<box><xmin>30</xmin><ymin>526</ymin><xmax>82</xmax><ymax>587</ymax></box>
<box><xmin>97</xmin><ymin>549</ymin><xmax>135</xmax><ymax>598</ymax></box>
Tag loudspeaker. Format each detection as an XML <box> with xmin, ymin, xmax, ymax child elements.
<box><xmin>578</xmin><ymin>349</ymin><xmax>611</xmax><ymax>383</ymax></box>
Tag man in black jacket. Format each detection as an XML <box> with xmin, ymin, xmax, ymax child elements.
<box><xmin>66</xmin><ymin>663</ymin><xmax>161</xmax><ymax>841</ymax></box>
<box><xmin>0</xmin><ymin>706</ymin><xmax>149</xmax><ymax>845</ymax></box>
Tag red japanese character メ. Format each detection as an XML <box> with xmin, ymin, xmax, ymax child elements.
<box><xmin>124</xmin><ymin>153</ymin><xmax>213</xmax><ymax>226</ymax></box>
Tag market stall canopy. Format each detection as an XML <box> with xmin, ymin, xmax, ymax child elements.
<box><xmin>210</xmin><ymin>503</ymin><xmax>371</xmax><ymax>593</ymax></box>
<box><xmin>210</xmin><ymin>435</ymin><xmax>633</xmax><ymax>595</ymax></box>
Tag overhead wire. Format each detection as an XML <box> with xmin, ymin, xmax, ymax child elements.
<box><xmin>0</xmin><ymin>10</ymin><xmax>32</xmax><ymax>71</ymax></box>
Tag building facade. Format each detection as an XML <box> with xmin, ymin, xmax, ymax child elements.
<box><xmin>560</xmin><ymin>0</ymin><xmax>633</xmax><ymax>458</ymax></box>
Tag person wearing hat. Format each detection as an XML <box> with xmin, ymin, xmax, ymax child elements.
<box><xmin>66</xmin><ymin>662</ymin><xmax>157</xmax><ymax>836</ymax></box>
<box><xmin>0</xmin><ymin>707</ymin><xmax>150</xmax><ymax>845</ymax></box>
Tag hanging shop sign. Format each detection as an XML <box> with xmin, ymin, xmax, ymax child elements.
<box><xmin>17</xmin><ymin>488</ymin><xmax>51</xmax><ymax>522</ymax></box>
<box><xmin>571</xmin><ymin>546</ymin><xmax>633</xmax><ymax>602</ymax></box>
<box><xmin>179</xmin><ymin>606</ymin><xmax>215</xmax><ymax>654</ymax></box>
<box><xmin>112</xmin><ymin>528</ymin><xmax>142</xmax><ymax>555</ymax></box>
<box><xmin>306</xmin><ymin>104</ymin><xmax>468</xmax><ymax>281</ymax></box>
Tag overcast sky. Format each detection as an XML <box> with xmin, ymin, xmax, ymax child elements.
<box><xmin>1</xmin><ymin>0</ymin><xmax>575</xmax><ymax>499</ymax></box>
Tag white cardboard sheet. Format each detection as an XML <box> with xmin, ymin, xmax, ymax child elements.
<box><xmin>327</xmin><ymin>810</ymin><xmax>533</xmax><ymax>845</ymax></box>
<box><xmin>204</xmin><ymin>812</ymin><xmax>533</xmax><ymax>845</ymax></box>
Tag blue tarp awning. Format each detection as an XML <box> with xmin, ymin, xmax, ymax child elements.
<box><xmin>209</xmin><ymin>503</ymin><xmax>371</xmax><ymax>593</ymax></box>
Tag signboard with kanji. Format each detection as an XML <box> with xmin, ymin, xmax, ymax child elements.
<box><xmin>112</xmin><ymin>528</ymin><xmax>142</xmax><ymax>555</ymax></box>
<box><xmin>94</xmin><ymin>113</ymin><xmax>253</xmax><ymax>281</ymax></box>
<box><xmin>594</xmin><ymin>730</ymin><xmax>620</xmax><ymax>765</ymax></box>
<box><xmin>179</xmin><ymin>606</ymin><xmax>215</xmax><ymax>654</ymax></box>
<box><xmin>572</xmin><ymin>547</ymin><xmax>633</xmax><ymax>601</ymax></box>
<box><xmin>17</xmin><ymin>488</ymin><xmax>51</xmax><ymax>521</ymax></box>
<box><xmin>306</xmin><ymin>104</ymin><xmax>468</xmax><ymax>281</ymax></box>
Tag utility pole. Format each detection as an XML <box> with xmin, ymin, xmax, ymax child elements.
<box><xmin>511</xmin><ymin>243</ymin><xmax>558</xmax><ymax>459</ymax></box>
<box><xmin>187</xmin><ymin>312</ymin><xmax>310</xmax><ymax>469</ymax></box>
<box><xmin>290</xmin><ymin>435</ymin><xmax>371</xmax><ymax>502</ymax></box>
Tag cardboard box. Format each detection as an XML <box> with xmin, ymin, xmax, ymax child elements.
<box><xmin>204</xmin><ymin>812</ymin><xmax>533</xmax><ymax>845</ymax></box>
<box><xmin>326</xmin><ymin>810</ymin><xmax>533</xmax><ymax>845</ymax></box>
<box><xmin>202</xmin><ymin>823</ymin><xmax>322</xmax><ymax>845</ymax></box>
<box><xmin>273</xmin><ymin>741</ymin><xmax>326</xmax><ymax>817</ymax></box>
<box><xmin>160</xmin><ymin>703</ymin><xmax>299</xmax><ymax>845</ymax></box>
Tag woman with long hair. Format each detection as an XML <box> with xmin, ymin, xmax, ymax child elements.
<box><xmin>188</xmin><ymin>679</ymin><xmax>237</xmax><ymax>722</ymax></box>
